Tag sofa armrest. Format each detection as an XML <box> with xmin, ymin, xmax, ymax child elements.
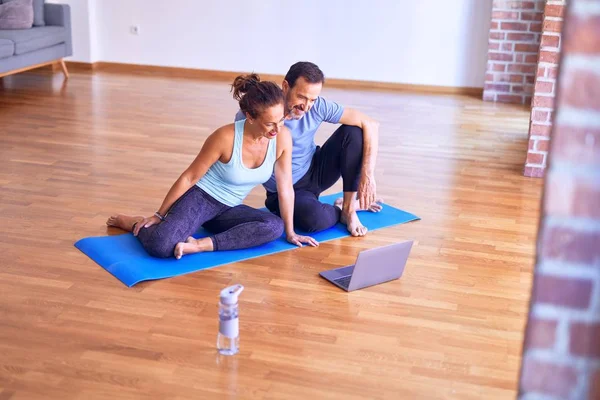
<box><xmin>45</xmin><ymin>3</ymin><xmax>69</xmax><ymax>27</ymax></box>
<box><xmin>44</xmin><ymin>3</ymin><xmax>72</xmax><ymax>57</ymax></box>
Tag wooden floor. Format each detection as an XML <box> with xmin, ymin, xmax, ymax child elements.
<box><xmin>0</xmin><ymin>70</ymin><xmax>543</xmax><ymax>399</ymax></box>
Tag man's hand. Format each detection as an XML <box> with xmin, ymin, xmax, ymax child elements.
<box><xmin>358</xmin><ymin>174</ymin><xmax>376</xmax><ymax>210</ymax></box>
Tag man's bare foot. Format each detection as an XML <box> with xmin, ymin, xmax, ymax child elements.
<box><xmin>340</xmin><ymin>211</ymin><xmax>368</xmax><ymax>237</ymax></box>
<box><xmin>334</xmin><ymin>197</ymin><xmax>384</xmax><ymax>212</ymax></box>
<box><xmin>174</xmin><ymin>237</ymin><xmax>213</xmax><ymax>260</ymax></box>
<box><xmin>106</xmin><ymin>214</ymin><xmax>144</xmax><ymax>232</ymax></box>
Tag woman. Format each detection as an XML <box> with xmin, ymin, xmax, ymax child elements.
<box><xmin>107</xmin><ymin>74</ymin><xmax>318</xmax><ymax>259</ymax></box>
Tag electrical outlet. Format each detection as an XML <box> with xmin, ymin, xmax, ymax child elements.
<box><xmin>130</xmin><ymin>25</ymin><xmax>140</xmax><ymax>35</ymax></box>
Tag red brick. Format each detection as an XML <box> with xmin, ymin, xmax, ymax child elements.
<box><xmin>524</xmin><ymin>318</ymin><xmax>558</xmax><ymax>349</ymax></box>
<box><xmin>552</xmin><ymin>127</ymin><xmax>600</xmax><ymax>166</ymax></box>
<box><xmin>591</xmin><ymin>369</ymin><xmax>600</xmax><ymax>400</ymax></box>
<box><xmin>516</xmin><ymin>43</ymin><xmax>540</xmax><ymax>53</ymax></box>
<box><xmin>489</xmin><ymin>42</ymin><xmax>500</xmax><ymax>51</ymax></box>
<box><xmin>574</xmin><ymin>183</ymin><xmax>600</xmax><ymax>219</ymax></box>
<box><xmin>533</xmin><ymin>110</ymin><xmax>549</xmax><ymax>123</ymax></box>
<box><xmin>535</xmin><ymin>81</ymin><xmax>554</xmax><ymax>94</ymax></box>
<box><xmin>491</xmin><ymin>21</ymin><xmax>500</xmax><ymax>30</ymax></box>
<box><xmin>521</xmin><ymin>11</ymin><xmax>543</xmax><ymax>21</ymax></box>
<box><xmin>508</xmin><ymin>63</ymin><xmax>537</xmax><ymax>74</ymax></box>
<box><xmin>491</xmin><ymin>32</ymin><xmax>506</xmax><ymax>40</ymax></box>
<box><xmin>547</xmin><ymin>66</ymin><xmax>558</xmax><ymax>79</ymax></box>
<box><xmin>501</xmin><ymin>22</ymin><xmax>529</xmax><ymax>31</ymax></box>
<box><xmin>485</xmin><ymin>73</ymin><xmax>494</xmax><ymax>82</ymax></box>
<box><xmin>516</xmin><ymin>54</ymin><xmax>525</xmax><ymax>62</ymax></box>
<box><xmin>525</xmin><ymin>54</ymin><xmax>539</xmax><ymax>63</ymax></box>
<box><xmin>511</xmin><ymin>74</ymin><xmax>524</xmax><ymax>83</ymax></box>
<box><xmin>492</xmin><ymin>63</ymin><xmax>506</xmax><ymax>72</ymax></box>
<box><xmin>489</xmin><ymin>52</ymin><xmax>514</xmax><ymax>62</ymax></box>
<box><xmin>524</xmin><ymin>165</ymin><xmax>545</xmax><ymax>177</ymax></box>
<box><xmin>498</xmin><ymin>94</ymin><xmax>525</xmax><ymax>104</ymax></box>
<box><xmin>526</xmin><ymin>75</ymin><xmax>536</xmax><ymax>84</ymax></box>
<box><xmin>507</xmin><ymin>32</ymin><xmax>536</xmax><ymax>41</ymax></box>
<box><xmin>542</xmin><ymin>226</ymin><xmax>600</xmax><ymax>266</ymax></box>
<box><xmin>520</xmin><ymin>358</ymin><xmax>578</xmax><ymax>397</ymax></box>
<box><xmin>532</xmin><ymin>95</ymin><xmax>554</xmax><ymax>108</ymax></box>
<box><xmin>525</xmin><ymin>95</ymin><xmax>532</xmax><ymax>105</ymax></box>
<box><xmin>493</xmin><ymin>11</ymin><xmax>520</xmax><ymax>20</ymax></box>
<box><xmin>530</xmin><ymin>22</ymin><xmax>543</xmax><ymax>32</ymax></box>
<box><xmin>530</xmin><ymin>123</ymin><xmax>552</xmax><ymax>136</ymax></box>
<box><xmin>529</xmin><ymin>139</ymin><xmax>535</xmax><ymax>150</ymax></box>
<box><xmin>526</xmin><ymin>152</ymin><xmax>544</xmax><ymax>164</ymax></box>
<box><xmin>495</xmin><ymin>73</ymin><xmax>516</xmax><ymax>83</ymax></box>
<box><xmin>485</xmin><ymin>83</ymin><xmax>511</xmax><ymax>92</ymax></box>
<box><xmin>501</xmin><ymin>42</ymin><xmax>514</xmax><ymax>51</ymax></box>
<box><xmin>513</xmin><ymin>85</ymin><xmax>527</xmax><ymax>93</ymax></box>
<box><xmin>560</xmin><ymin>69</ymin><xmax>600</xmax><ymax>110</ymax></box>
<box><xmin>537</xmin><ymin>67</ymin><xmax>546</xmax><ymax>78</ymax></box>
<box><xmin>533</xmin><ymin>274</ymin><xmax>593</xmax><ymax>309</ymax></box>
<box><xmin>545</xmin><ymin>4</ymin><xmax>565</xmax><ymax>18</ymax></box>
<box><xmin>543</xmin><ymin>19</ymin><xmax>563</xmax><ymax>33</ymax></box>
<box><xmin>541</xmin><ymin>34</ymin><xmax>560</xmax><ymax>49</ymax></box>
<box><xmin>535</xmin><ymin>138</ymin><xmax>550</xmax><ymax>152</ymax></box>
<box><xmin>570</xmin><ymin>323</ymin><xmax>600</xmax><ymax>358</ymax></box>
<box><xmin>524</xmin><ymin>85</ymin><xmax>534</xmax><ymax>95</ymax></box>
<box><xmin>539</xmin><ymin>50</ymin><xmax>560</xmax><ymax>63</ymax></box>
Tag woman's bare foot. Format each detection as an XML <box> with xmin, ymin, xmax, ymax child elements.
<box><xmin>106</xmin><ymin>214</ymin><xmax>144</xmax><ymax>232</ymax></box>
<box><xmin>340</xmin><ymin>211</ymin><xmax>368</xmax><ymax>237</ymax></box>
<box><xmin>174</xmin><ymin>237</ymin><xmax>214</xmax><ymax>260</ymax></box>
<box><xmin>334</xmin><ymin>197</ymin><xmax>384</xmax><ymax>212</ymax></box>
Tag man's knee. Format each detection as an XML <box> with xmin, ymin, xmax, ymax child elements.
<box><xmin>339</xmin><ymin>125</ymin><xmax>364</xmax><ymax>148</ymax></box>
<box><xmin>295</xmin><ymin>206</ymin><xmax>336</xmax><ymax>233</ymax></box>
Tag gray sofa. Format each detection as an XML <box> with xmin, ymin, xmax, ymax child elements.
<box><xmin>0</xmin><ymin>3</ymin><xmax>72</xmax><ymax>78</ymax></box>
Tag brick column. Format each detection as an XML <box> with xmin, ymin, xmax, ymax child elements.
<box><xmin>483</xmin><ymin>0</ymin><xmax>545</xmax><ymax>105</ymax></box>
<box><xmin>524</xmin><ymin>0</ymin><xmax>567</xmax><ymax>178</ymax></box>
<box><xmin>518</xmin><ymin>1</ymin><xmax>600</xmax><ymax>399</ymax></box>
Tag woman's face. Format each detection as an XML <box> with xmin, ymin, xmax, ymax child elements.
<box><xmin>252</xmin><ymin>103</ymin><xmax>285</xmax><ymax>139</ymax></box>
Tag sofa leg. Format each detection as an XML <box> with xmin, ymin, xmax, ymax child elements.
<box><xmin>59</xmin><ymin>60</ymin><xmax>69</xmax><ymax>79</ymax></box>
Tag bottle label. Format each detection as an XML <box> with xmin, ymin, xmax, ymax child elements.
<box><xmin>219</xmin><ymin>317</ymin><xmax>239</xmax><ymax>338</ymax></box>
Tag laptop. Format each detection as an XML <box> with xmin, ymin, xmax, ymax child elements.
<box><xmin>319</xmin><ymin>240</ymin><xmax>414</xmax><ymax>292</ymax></box>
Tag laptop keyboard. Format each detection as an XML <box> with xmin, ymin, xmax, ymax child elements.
<box><xmin>334</xmin><ymin>275</ymin><xmax>352</xmax><ymax>289</ymax></box>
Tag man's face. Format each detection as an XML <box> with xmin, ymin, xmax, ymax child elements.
<box><xmin>282</xmin><ymin>77</ymin><xmax>323</xmax><ymax>120</ymax></box>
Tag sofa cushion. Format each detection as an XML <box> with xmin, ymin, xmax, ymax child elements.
<box><xmin>0</xmin><ymin>0</ymin><xmax>33</xmax><ymax>30</ymax></box>
<box><xmin>0</xmin><ymin>38</ymin><xmax>14</xmax><ymax>58</ymax></box>
<box><xmin>0</xmin><ymin>25</ymin><xmax>65</xmax><ymax>55</ymax></box>
<box><xmin>1</xmin><ymin>0</ymin><xmax>42</xmax><ymax>26</ymax></box>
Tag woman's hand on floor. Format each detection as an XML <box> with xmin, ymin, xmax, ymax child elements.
<box><xmin>133</xmin><ymin>215</ymin><xmax>162</xmax><ymax>236</ymax></box>
<box><xmin>286</xmin><ymin>233</ymin><xmax>319</xmax><ymax>248</ymax></box>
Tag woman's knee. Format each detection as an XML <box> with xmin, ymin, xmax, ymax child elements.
<box><xmin>257</xmin><ymin>214</ymin><xmax>284</xmax><ymax>242</ymax></box>
<box><xmin>138</xmin><ymin>227</ymin><xmax>178</xmax><ymax>258</ymax></box>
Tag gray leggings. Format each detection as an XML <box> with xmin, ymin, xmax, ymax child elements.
<box><xmin>137</xmin><ymin>186</ymin><xmax>284</xmax><ymax>258</ymax></box>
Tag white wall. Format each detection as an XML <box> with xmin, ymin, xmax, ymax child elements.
<box><xmin>58</xmin><ymin>0</ymin><xmax>494</xmax><ymax>88</ymax></box>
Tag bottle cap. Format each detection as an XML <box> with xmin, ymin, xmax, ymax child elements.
<box><xmin>220</xmin><ymin>284</ymin><xmax>244</xmax><ymax>305</ymax></box>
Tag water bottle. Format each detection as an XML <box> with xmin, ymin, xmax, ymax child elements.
<box><xmin>217</xmin><ymin>284</ymin><xmax>244</xmax><ymax>355</ymax></box>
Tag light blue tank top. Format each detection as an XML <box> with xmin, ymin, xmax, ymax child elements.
<box><xmin>196</xmin><ymin>119</ymin><xmax>278</xmax><ymax>207</ymax></box>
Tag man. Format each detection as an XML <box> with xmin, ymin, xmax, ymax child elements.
<box><xmin>235</xmin><ymin>61</ymin><xmax>381</xmax><ymax>236</ymax></box>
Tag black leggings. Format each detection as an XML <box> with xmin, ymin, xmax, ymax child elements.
<box><xmin>265</xmin><ymin>124</ymin><xmax>363</xmax><ymax>233</ymax></box>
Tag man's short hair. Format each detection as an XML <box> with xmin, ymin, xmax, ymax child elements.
<box><xmin>284</xmin><ymin>61</ymin><xmax>325</xmax><ymax>88</ymax></box>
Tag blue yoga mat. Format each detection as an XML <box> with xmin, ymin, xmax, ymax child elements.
<box><xmin>75</xmin><ymin>193</ymin><xmax>420</xmax><ymax>287</ymax></box>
